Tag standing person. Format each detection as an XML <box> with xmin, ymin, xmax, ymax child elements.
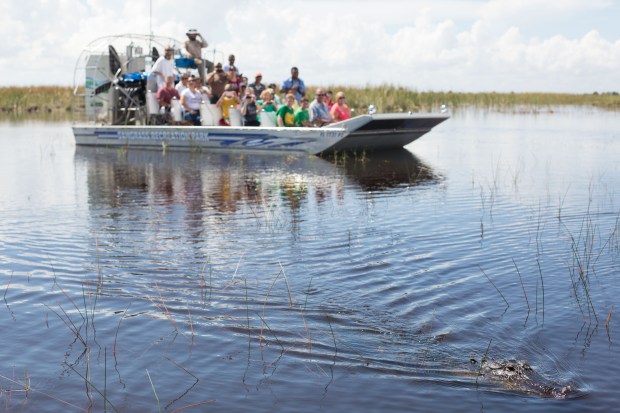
<box><xmin>280</xmin><ymin>67</ymin><xmax>306</xmax><ymax>103</ymax></box>
<box><xmin>206</xmin><ymin>62</ymin><xmax>228</xmax><ymax>104</ymax></box>
<box><xmin>240</xmin><ymin>90</ymin><xmax>260</xmax><ymax>126</ymax></box>
<box><xmin>184</xmin><ymin>29</ymin><xmax>212</xmax><ymax>83</ymax></box>
<box><xmin>330</xmin><ymin>91</ymin><xmax>351</xmax><ymax>121</ymax></box>
<box><xmin>276</xmin><ymin>93</ymin><xmax>296</xmax><ymax>127</ymax></box>
<box><xmin>309</xmin><ymin>88</ymin><xmax>333</xmax><ymax>126</ymax></box>
<box><xmin>148</xmin><ymin>45</ymin><xmax>176</xmax><ymax>93</ymax></box>
<box><xmin>223</xmin><ymin>54</ymin><xmax>240</xmax><ymax>75</ymax></box>
<box><xmin>294</xmin><ymin>97</ymin><xmax>312</xmax><ymax>127</ymax></box>
<box><xmin>180</xmin><ymin>77</ymin><xmax>203</xmax><ymax>126</ymax></box>
<box><xmin>249</xmin><ymin>72</ymin><xmax>266</xmax><ymax>98</ymax></box>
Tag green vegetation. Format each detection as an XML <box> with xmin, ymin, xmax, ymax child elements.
<box><xmin>318</xmin><ymin>85</ymin><xmax>620</xmax><ymax>114</ymax></box>
<box><xmin>1</xmin><ymin>85</ymin><xmax>620</xmax><ymax>121</ymax></box>
<box><xmin>0</xmin><ymin>86</ymin><xmax>73</xmax><ymax>120</ymax></box>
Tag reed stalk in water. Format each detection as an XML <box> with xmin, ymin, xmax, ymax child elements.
<box><xmin>512</xmin><ymin>258</ymin><xmax>530</xmax><ymax>313</ymax></box>
<box><xmin>536</xmin><ymin>259</ymin><xmax>545</xmax><ymax>324</ymax></box>
<box><xmin>478</xmin><ymin>265</ymin><xmax>509</xmax><ymax>308</ymax></box>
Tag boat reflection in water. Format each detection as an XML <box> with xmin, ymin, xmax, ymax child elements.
<box><xmin>333</xmin><ymin>148</ymin><xmax>443</xmax><ymax>192</ymax></box>
<box><xmin>74</xmin><ymin>145</ymin><xmax>441</xmax><ymax>218</ymax></box>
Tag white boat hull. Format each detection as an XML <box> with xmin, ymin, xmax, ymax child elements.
<box><xmin>73</xmin><ymin>125</ymin><xmax>347</xmax><ymax>155</ymax></box>
<box><xmin>72</xmin><ymin>113</ymin><xmax>448</xmax><ymax>155</ymax></box>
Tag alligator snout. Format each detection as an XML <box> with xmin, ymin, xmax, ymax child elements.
<box><xmin>473</xmin><ymin>359</ymin><xmax>577</xmax><ymax>398</ymax></box>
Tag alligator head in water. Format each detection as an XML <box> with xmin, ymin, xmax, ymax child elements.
<box><xmin>472</xmin><ymin>359</ymin><xmax>576</xmax><ymax>399</ymax></box>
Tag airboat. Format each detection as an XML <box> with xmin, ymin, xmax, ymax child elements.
<box><xmin>72</xmin><ymin>34</ymin><xmax>448</xmax><ymax>155</ymax></box>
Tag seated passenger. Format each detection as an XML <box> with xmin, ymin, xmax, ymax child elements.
<box><xmin>330</xmin><ymin>91</ymin><xmax>351</xmax><ymax>121</ymax></box>
<box><xmin>249</xmin><ymin>72</ymin><xmax>266</xmax><ymax>98</ymax></box>
<box><xmin>309</xmin><ymin>88</ymin><xmax>333</xmax><ymax>126</ymax></box>
<box><xmin>325</xmin><ymin>90</ymin><xmax>334</xmax><ymax>110</ymax></box>
<box><xmin>294</xmin><ymin>97</ymin><xmax>312</xmax><ymax>127</ymax></box>
<box><xmin>240</xmin><ymin>90</ymin><xmax>260</xmax><ymax>127</ymax></box>
<box><xmin>238</xmin><ymin>83</ymin><xmax>248</xmax><ymax>102</ymax></box>
<box><xmin>276</xmin><ymin>93</ymin><xmax>296</xmax><ymax>127</ymax></box>
<box><xmin>258</xmin><ymin>89</ymin><xmax>277</xmax><ymax>113</ymax></box>
<box><xmin>180</xmin><ymin>77</ymin><xmax>203</xmax><ymax>126</ymax></box>
<box><xmin>216</xmin><ymin>84</ymin><xmax>240</xmax><ymax>126</ymax></box>
<box><xmin>268</xmin><ymin>83</ymin><xmax>281</xmax><ymax>106</ymax></box>
<box><xmin>226</xmin><ymin>67</ymin><xmax>242</xmax><ymax>94</ymax></box>
<box><xmin>175</xmin><ymin>73</ymin><xmax>190</xmax><ymax>94</ymax></box>
<box><xmin>156</xmin><ymin>75</ymin><xmax>181</xmax><ymax>122</ymax></box>
<box><xmin>157</xmin><ymin>75</ymin><xmax>180</xmax><ymax>107</ymax></box>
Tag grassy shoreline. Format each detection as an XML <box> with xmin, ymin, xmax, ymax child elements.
<box><xmin>1</xmin><ymin>85</ymin><xmax>619</xmax><ymax>120</ymax></box>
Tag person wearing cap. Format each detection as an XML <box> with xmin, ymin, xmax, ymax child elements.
<box><xmin>184</xmin><ymin>29</ymin><xmax>212</xmax><ymax>83</ymax></box>
<box><xmin>249</xmin><ymin>72</ymin><xmax>266</xmax><ymax>98</ymax></box>
<box><xmin>280</xmin><ymin>67</ymin><xmax>306</xmax><ymax>103</ymax></box>
<box><xmin>206</xmin><ymin>62</ymin><xmax>228</xmax><ymax>104</ymax></box>
<box><xmin>148</xmin><ymin>45</ymin><xmax>176</xmax><ymax>93</ymax></box>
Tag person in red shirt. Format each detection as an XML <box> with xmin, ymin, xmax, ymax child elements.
<box><xmin>330</xmin><ymin>91</ymin><xmax>351</xmax><ymax>121</ymax></box>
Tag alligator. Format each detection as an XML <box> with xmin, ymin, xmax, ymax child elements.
<box><xmin>469</xmin><ymin>358</ymin><xmax>577</xmax><ymax>399</ymax></box>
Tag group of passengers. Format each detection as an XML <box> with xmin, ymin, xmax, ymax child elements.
<box><xmin>149</xmin><ymin>29</ymin><xmax>351</xmax><ymax>127</ymax></box>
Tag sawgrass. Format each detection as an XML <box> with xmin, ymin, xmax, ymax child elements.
<box><xmin>314</xmin><ymin>85</ymin><xmax>620</xmax><ymax>113</ymax></box>
<box><xmin>0</xmin><ymin>86</ymin><xmax>72</xmax><ymax>119</ymax></box>
<box><xmin>2</xmin><ymin>85</ymin><xmax>620</xmax><ymax>120</ymax></box>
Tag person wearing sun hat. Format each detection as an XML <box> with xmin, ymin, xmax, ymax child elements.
<box><xmin>184</xmin><ymin>29</ymin><xmax>212</xmax><ymax>83</ymax></box>
<box><xmin>249</xmin><ymin>72</ymin><xmax>266</xmax><ymax>98</ymax></box>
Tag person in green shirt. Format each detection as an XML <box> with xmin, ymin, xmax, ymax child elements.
<box><xmin>294</xmin><ymin>97</ymin><xmax>312</xmax><ymax>127</ymax></box>
<box><xmin>276</xmin><ymin>93</ymin><xmax>296</xmax><ymax>127</ymax></box>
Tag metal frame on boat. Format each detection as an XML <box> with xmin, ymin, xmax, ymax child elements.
<box><xmin>72</xmin><ymin>34</ymin><xmax>448</xmax><ymax>155</ymax></box>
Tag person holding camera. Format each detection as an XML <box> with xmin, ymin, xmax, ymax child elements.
<box><xmin>216</xmin><ymin>84</ymin><xmax>240</xmax><ymax>126</ymax></box>
<box><xmin>240</xmin><ymin>91</ymin><xmax>260</xmax><ymax>127</ymax></box>
<box><xmin>206</xmin><ymin>62</ymin><xmax>228</xmax><ymax>104</ymax></box>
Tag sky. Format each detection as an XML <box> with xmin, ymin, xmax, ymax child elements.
<box><xmin>2</xmin><ymin>0</ymin><xmax>620</xmax><ymax>93</ymax></box>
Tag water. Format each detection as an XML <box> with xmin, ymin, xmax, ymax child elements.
<box><xmin>0</xmin><ymin>109</ymin><xmax>619</xmax><ymax>412</ymax></box>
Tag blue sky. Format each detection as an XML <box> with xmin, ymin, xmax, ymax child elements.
<box><xmin>2</xmin><ymin>0</ymin><xmax>620</xmax><ymax>93</ymax></box>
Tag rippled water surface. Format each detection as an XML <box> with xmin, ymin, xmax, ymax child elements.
<box><xmin>1</xmin><ymin>109</ymin><xmax>619</xmax><ymax>412</ymax></box>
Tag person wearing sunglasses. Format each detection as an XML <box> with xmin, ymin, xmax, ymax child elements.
<box><xmin>330</xmin><ymin>91</ymin><xmax>351</xmax><ymax>121</ymax></box>
<box><xmin>309</xmin><ymin>88</ymin><xmax>333</xmax><ymax>127</ymax></box>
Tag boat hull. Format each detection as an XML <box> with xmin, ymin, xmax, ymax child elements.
<box><xmin>326</xmin><ymin>113</ymin><xmax>449</xmax><ymax>152</ymax></box>
<box><xmin>72</xmin><ymin>125</ymin><xmax>346</xmax><ymax>155</ymax></box>
<box><xmin>72</xmin><ymin>113</ymin><xmax>448</xmax><ymax>155</ymax></box>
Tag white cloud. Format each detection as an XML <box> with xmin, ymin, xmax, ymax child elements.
<box><xmin>1</xmin><ymin>0</ymin><xmax>619</xmax><ymax>92</ymax></box>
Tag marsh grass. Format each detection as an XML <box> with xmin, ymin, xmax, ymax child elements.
<box><xmin>2</xmin><ymin>85</ymin><xmax>620</xmax><ymax>121</ymax></box>
<box><xmin>312</xmin><ymin>85</ymin><xmax>620</xmax><ymax>114</ymax></box>
<box><xmin>0</xmin><ymin>86</ymin><xmax>72</xmax><ymax>119</ymax></box>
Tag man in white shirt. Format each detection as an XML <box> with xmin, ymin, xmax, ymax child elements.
<box><xmin>148</xmin><ymin>45</ymin><xmax>176</xmax><ymax>92</ymax></box>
